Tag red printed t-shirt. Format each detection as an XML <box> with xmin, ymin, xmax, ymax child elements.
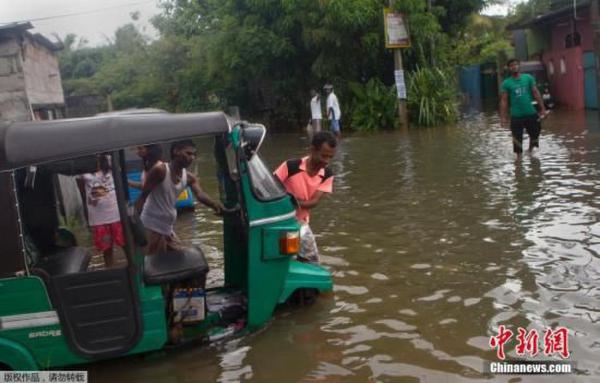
<box><xmin>274</xmin><ymin>157</ymin><xmax>334</xmax><ymax>223</ymax></box>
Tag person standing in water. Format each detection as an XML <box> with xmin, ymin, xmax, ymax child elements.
<box><xmin>274</xmin><ymin>132</ymin><xmax>337</xmax><ymax>263</ymax></box>
<box><xmin>500</xmin><ymin>58</ymin><xmax>547</xmax><ymax>158</ymax></box>
<box><xmin>136</xmin><ymin>140</ymin><xmax>223</xmax><ymax>254</ymax></box>
<box><xmin>308</xmin><ymin>89</ymin><xmax>323</xmax><ymax>140</ymax></box>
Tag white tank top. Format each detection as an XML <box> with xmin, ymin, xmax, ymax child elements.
<box><xmin>140</xmin><ymin>163</ymin><xmax>187</xmax><ymax>235</ymax></box>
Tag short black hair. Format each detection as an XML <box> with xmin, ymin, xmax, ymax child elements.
<box><xmin>507</xmin><ymin>58</ymin><xmax>519</xmax><ymax>67</ymax></box>
<box><xmin>311</xmin><ymin>131</ymin><xmax>337</xmax><ymax>149</ymax></box>
<box><xmin>170</xmin><ymin>139</ymin><xmax>195</xmax><ymax>157</ymax></box>
<box><xmin>143</xmin><ymin>144</ymin><xmax>163</xmax><ymax>171</ymax></box>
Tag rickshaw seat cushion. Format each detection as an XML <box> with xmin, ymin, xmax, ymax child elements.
<box><xmin>143</xmin><ymin>246</ymin><xmax>208</xmax><ymax>286</ymax></box>
<box><xmin>34</xmin><ymin>246</ymin><xmax>92</xmax><ymax>276</ymax></box>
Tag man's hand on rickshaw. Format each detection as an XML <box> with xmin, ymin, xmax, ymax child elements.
<box><xmin>219</xmin><ymin>204</ymin><xmax>242</xmax><ymax>216</ymax></box>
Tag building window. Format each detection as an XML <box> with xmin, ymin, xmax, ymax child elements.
<box><xmin>565</xmin><ymin>32</ymin><xmax>581</xmax><ymax>48</ymax></box>
<box><xmin>560</xmin><ymin>58</ymin><xmax>566</xmax><ymax>74</ymax></box>
<box><xmin>548</xmin><ymin>61</ymin><xmax>554</xmax><ymax>76</ymax></box>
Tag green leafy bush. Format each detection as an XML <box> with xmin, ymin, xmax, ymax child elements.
<box><xmin>348</xmin><ymin>78</ymin><xmax>398</xmax><ymax>132</ymax></box>
<box><xmin>407</xmin><ymin>67</ymin><xmax>459</xmax><ymax>126</ymax></box>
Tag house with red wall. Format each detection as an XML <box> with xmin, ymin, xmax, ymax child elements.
<box><xmin>509</xmin><ymin>0</ymin><xmax>598</xmax><ymax>110</ymax></box>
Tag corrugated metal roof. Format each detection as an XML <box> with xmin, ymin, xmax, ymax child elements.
<box><xmin>0</xmin><ymin>21</ymin><xmax>62</xmax><ymax>51</ymax></box>
<box><xmin>507</xmin><ymin>0</ymin><xmax>590</xmax><ymax>30</ymax></box>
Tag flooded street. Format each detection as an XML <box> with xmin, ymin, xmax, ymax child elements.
<box><xmin>92</xmin><ymin>109</ymin><xmax>600</xmax><ymax>382</ymax></box>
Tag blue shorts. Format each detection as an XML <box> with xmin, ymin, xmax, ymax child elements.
<box><xmin>330</xmin><ymin>119</ymin><xmax>341</xmax><ymax>133</ymax></box>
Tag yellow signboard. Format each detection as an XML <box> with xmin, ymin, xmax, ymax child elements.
<box><xmin>384</xmin><ymin>9</ymin><xmax>410</xmax><ymax>49</ymax></box>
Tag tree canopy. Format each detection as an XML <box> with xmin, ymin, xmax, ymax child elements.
<box><xmin>59</xmin><ymin>0</ymin><xmax>498</xmax><ymax>127</ymax></box>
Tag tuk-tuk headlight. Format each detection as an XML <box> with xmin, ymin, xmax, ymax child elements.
<box><xmin>279</xmin><ymin>231</ymin><xmax>300</xmax><ymax>255</ymax></box>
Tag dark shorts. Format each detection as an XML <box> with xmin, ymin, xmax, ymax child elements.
<box><xmin>510</xmin><ymin>115</ymin><xmax>540</xmax><ymax>153</ymax></box>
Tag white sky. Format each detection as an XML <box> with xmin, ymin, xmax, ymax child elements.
<box><xmin>0</xmin><ymin>0</ymin><xmax>525</xmax><ymax>47</ymax></box>
<box><xmin>482</xmin><ymin>0</ymin><xmax>527</xmax><ymax>16</ymax></box>
<box><xmin>0</xmin><ymin>0</ymin><xmax>160</xmax><ymax>46</ymax></box>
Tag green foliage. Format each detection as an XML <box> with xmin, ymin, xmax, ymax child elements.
<box><xmin>407</xmin><ymin>67</ymin><xmax>459</xmax><ymax>127</ymax></box>
<box><xmin>349</xmin><ymin>78</ymin><xmax>397</xmax><ymax>132</ymax></box>
<box><xmin>57</xmin><ymin>0</ymin><xmax>495</xmax><ymax>128</ymax></box>
<box><xmin>509</xmin><ymin>0</ymin><xmax>551</xmax><ymax>23</ymax></box>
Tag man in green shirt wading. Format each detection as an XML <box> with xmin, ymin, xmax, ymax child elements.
<box><xmin>500</xmin><ymin>58</ymin><xmax>547</xmax><ymax>158</ymax></box>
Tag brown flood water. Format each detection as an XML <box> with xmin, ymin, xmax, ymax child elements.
<box><xmin>91</xmin><ymin>109</ymin><xmax>600</xmax><ymax>382</ymax></box>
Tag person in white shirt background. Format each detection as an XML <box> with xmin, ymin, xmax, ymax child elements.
<box><xmin>324</xmin><ymin>84</ymin><xmax>341</xmax><ymax>139</ymax></box>
<box><xmin>308</xmin><ymin>89</ymin><xmax>322</xmax><ymax>140</ymax></box>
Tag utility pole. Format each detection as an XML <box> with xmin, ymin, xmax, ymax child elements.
<box><xmin>389</xmin><ymin>0</ymin><xmax>409</xmax><ymax>131</ymax></box>
<box><xmin>591</xmin><ymin>0</ymin><xmax>600</xmax><ymax>109</ymax></box>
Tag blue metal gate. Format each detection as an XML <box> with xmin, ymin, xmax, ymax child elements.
<box><xmin>583</xmin><ymin>51</ymin><xmax>597</xmax><ymax>109</ymax></box>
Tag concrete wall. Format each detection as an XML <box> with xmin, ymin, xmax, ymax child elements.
<box><xmin>0</xmin><ymin>37</ymin><xmax>31</xmax><ymax>122</ymax></box>
<box><xmin>21</xmin><ymin>36</ymin><xmax>64</xmax><ymax>106</ymax></box>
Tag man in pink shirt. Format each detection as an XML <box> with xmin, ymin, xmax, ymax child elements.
<box><xmin>274</xmin><ymin>131</ymin><xmax>337</xmax><ymax>263</ymax></box>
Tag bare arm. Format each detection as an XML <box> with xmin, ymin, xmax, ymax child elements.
<box><xmin>500</xmin><ymin>92</ymin><xmax>509</xmax><ymax>125</ymax></box>
<box><xmin>187</xmin><ymin>172</ymin><xmax>223</xmax><ymax>214</ymax></box>
<box><xmin>532</xmin><ymin>86</ymin><xmax>547</xmax><ymax>115</ymax></box>
<box><xmin>128</xmin><ymin>179</ymin><xmax>142</xmax><ymax>189</ymax></box>
<box><xmin>135</xmin><ymin>164</ymin><xmax>166</xmax><ymax>214</ymax></box>
<box><xmin>297</xmin><ymin>191</ymin><xmax>326</xmax><ymax>209</ymax></box>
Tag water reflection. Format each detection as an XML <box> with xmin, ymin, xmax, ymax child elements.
<box><xmin>90</xmin><ymin>110</ymin><xmax>600</xmax><ymax>382</ymax></box>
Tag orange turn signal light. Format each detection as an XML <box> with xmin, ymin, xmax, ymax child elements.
<box><xmin>279</xmin><ymin>231</ymin><xmax>300</xmax><ymax>255</ymax></box>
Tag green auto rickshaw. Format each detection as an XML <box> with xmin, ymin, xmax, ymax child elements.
<box><xmin>0</xmin><ymin>110</ymin><xmax>332</xmax><ymax>370</ymax></box>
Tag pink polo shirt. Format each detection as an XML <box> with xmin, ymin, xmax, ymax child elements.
<box><xmin>274</xmin><ymin>156</ymin><xmax>334</xmax><ymax>223</ymax></box>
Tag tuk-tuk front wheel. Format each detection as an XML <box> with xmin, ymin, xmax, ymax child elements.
<box><xmin>289</xmin><ymin>288</ymin><xmax>319</xmax><ymax>306</ymax></box>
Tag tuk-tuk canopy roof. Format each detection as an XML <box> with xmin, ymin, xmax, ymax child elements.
<box><xmin>0</xmin><ymin>110</ymin><xmax>232</xmax><ymax>171</ymax></box>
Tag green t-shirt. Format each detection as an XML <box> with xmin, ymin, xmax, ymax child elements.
<box><xmin>501</xmin><ymin>74</ymin><xmax>537</xmax><ymax>118</ymax></box>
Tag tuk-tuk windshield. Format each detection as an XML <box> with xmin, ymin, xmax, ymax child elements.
<box><xmin>247</xmin><ymin>154</ymin><xmax>286</xmax><ymax>201</ymax></box>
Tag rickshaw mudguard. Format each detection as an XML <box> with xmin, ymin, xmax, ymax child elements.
<box><xmin>0</xmin><ymin>338</ymin><xmax>39</xmax><ymax>370</ymax></box>
<box><xmin>277</xmin><ymin>261</ymin><xmax>333</xmax><ymax>304</ymax></box>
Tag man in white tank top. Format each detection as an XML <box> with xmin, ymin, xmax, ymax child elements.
<box><xmin>136</xmin><ymin>140</ymin><xmax>224</xmax><ymax>255</ymax></box>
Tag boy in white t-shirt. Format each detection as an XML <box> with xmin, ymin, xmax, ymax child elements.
<box><xmin>79</xmin><ymin>154</ymin><xmax>124</xmax><ymax>267</ymax></box>
<box><xmin>324</xmin><ymin>84</ymin><xmax>341</xmax><ymax>138</ymax></box>
<box><xmin>309</xmin><ymin>89</ymin><xmax>322</xmax><ymax>138</ymax></box>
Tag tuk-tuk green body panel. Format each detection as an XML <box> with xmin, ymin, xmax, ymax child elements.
<box><xmin>0</xmin><ymin>274</ymin><xmax>168</xmax><ymax>369</ymax></box>
<box><xmin>124</xmin><ymin>276</ymin><xmax>168</xmax><ymax>356</ymax></box>
<box><xmin>0</xmin><ymin>277</ymin><xmax>87</xmax><ymax>368</ymax></box>
<box><xmin>0</xmin><ymin>338</ymin><xmax>38</xmax><ymax>370</ymax></box>
<box><xmin>1</xmin><ymin>326</ymin><xmax>85</xmax><ymax>369</ymax></box>
<box><xmin>278</xmin><ymin>261</ymin><xmax>333</xmax><ymax>304</ymax></box>
<box><xmin>0</xmin><ymin>277</ymin><xmax>53</xmax><ymax>316</ymax></box>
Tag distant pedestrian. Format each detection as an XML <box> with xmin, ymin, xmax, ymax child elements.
<box><xmin>500</xmin><ymin>58</ymin><xmax>547</xmax><ymax>158</ymax></box>
<box><xmin>128</xmin><ymin>144</ymin><xmax>164</xmax><ymax>189</ymax></box>
<box><xmin>308</xmin><ymin>89</ymin><xmax>322</xmax><ymax>140</ymax></box>
<box><xmin>324</xmin><ymin>84</ymin><xmax>341</xmax><ymax>139</ymax></box>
